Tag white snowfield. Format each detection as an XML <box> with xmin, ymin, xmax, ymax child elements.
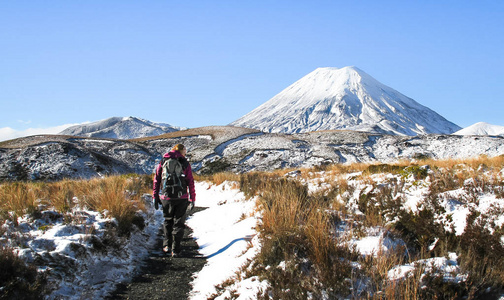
<box><xmin>453</xmin><ymin>122</ymin><xmax>504</xmax><ymax>136</ymax></box>
<box><xmin>231</xmin><ymin>66</ymin><xmax>461</xmax><ymax>136</ymax></box>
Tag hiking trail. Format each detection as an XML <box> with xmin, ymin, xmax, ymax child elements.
<box><xmin>107</xmin><ymin>208</ymin><xmax>207</xmax><ymax>300</ymax></box>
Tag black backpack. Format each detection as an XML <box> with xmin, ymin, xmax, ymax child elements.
<box><xmin>161</xmin><ymin>157</ymin><xmax>187</xmax><ymax>198</ymax></box>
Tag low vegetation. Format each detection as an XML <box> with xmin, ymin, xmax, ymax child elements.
<box><xmin>2</xmin><ymin>155</ymin><xmax>504</xmax><ymax>299</ymax></box>
<box><xmin>0</xmin><ymin>174</ymin><xmax>152</xmax><ymax>297</ymax></box>
<box><xmin>218</xmin><ymin>155</ymin><xmax>504</xmax><ymax>299</ymax></box>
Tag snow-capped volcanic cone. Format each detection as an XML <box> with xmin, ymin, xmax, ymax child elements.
<box><xmin>60</xmin><ymin>116</ymin><xmax>182</xmax><ymax>139</ymax></box>
<box><xmin>231</xmin><ymin>67</ymin><xmax>461</xmax><ymax>135</ymax></box>
<box><xmin>453</xmin><ymin>122</ymin><xmax>504</xmax><ymax>136</ymax></box>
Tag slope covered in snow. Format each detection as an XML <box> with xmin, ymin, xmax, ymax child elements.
<box><xmin>231</xmin><ymin>67</ymin><xmax>461</xmax><ymax>135</ymax></box>
<box><xmin>2</xmin><ymin>126</ymin><xmax>504</xmax><ymax>181</ymax></box>
<box><xmin>453</xmin><ymin>122</ymin><xmax>504</xmax><ymax>136</ymax></box>
<box><xmin>59</xmin><ymin>117</ymin><xmax>182</xmax><ymax>139</ymax></box>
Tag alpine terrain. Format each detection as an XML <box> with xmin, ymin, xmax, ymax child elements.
<box><xmin>453</xmin><ymin>122</ymin><xmax>504</xmax><ymax>136</ymax></box>
<box><xmin>59</xmin><ymin>116</ymin><xmax>182</xmax><ymax>139</ymax></box>
<box><xmin>231</xmin><ymin>66</ymin><xmax>461</xmax><ymax>135</ymax></box>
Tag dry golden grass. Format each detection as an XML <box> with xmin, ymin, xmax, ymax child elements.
<box><xmin>421</xmin><ymin>155</ymin><xmax>504</xmax><ymax>172</ymax></box>
<box><xmin>304</xmin><ymin>207</ymin><xmax>335</xmax><ymax>266</ymax></box>
<box><xmin>235</xmin><ymin>155</ymin><xmax>504</xmax><ymax>298</ymax></box>
<box><xmin>377</xmin><ymin>267</ymin><xmax>424</xmax><ymax>300</ymax></box>
<box><xmin>242</xmin><ymin>173</ymin><xmax>355</xmax><ymax>296</ymax></box>
<box><xmin>195</xmin><ymin>172</ymin><xmax>240</xmax><ymax>186</ymax></box>
<box><xmin>258</xmin><ymin>180</ymin><xmax>308</xmax><ymax>235</ymax></box>
<box><xmin>0</xmin><ymin>175</ymin><xmax>151</xmax><ymax>235</ymax></box>
<box><xmin>0</xmin><ymin>175</ymin><xmax>152</xmax><ymax>297</ymax></box>
<box><xmin>0</xmin><ymin>182</ymin><xmax>38</xmax><ymax>217</ymax></box>
<box><xmin>46</xmin><ymin>179</ymin><xmax>75</xmax><ymax>213</ymax></box>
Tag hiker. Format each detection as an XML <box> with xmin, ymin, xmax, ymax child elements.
<box><xmin>153</xmin><ymin>144</ymin><xmax>196</xmax><ymax>257</ymax></box>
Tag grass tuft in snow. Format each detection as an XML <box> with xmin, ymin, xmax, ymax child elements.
<box><xmin>0</xmin><ymin>182</ymin><xmax>38</xmax><ymax>221</ymax></box>
<box><xmin>240</xmin><ymin>173</ymin><xmax>357</xmax><ymax>298</ymax></box>
<box><xmin>459</xmin><ymin>209</ymin><xmax>504</xmax><ymax>295</ymax></box>
<box><xmin>79</xmin><ymin>176</ymin><xmax>147</xmax><ymax>237</ymax></box>
<box><xmin>0</xmin><ymin>174</ymin><xmax>153</xmax><ymax>297</ymax></box>
<box><xmin>225</xmin><ymin>156</ymin><xmax>504</xmax><ymax>299</ymax></box>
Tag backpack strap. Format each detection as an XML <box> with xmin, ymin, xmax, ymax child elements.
<box><xmin>160</xmin><ymin>156</ymin><xmax>189</xmax><ymax>170</ymax></box>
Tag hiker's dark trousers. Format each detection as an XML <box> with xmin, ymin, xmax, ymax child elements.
<box><xmin>161</xmin><ymin>198</ymin><xmax>189</xmax><ymax>252</ymax></box>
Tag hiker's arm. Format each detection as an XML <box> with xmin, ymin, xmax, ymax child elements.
<box><xmin>185</xmin><ymin>166</ymin><xmax>196</xmax><ymax>202</ymax></box>
<box><xmin>152</xmin><ymin>163</ymin><xmax>162</xmax><ymax>199</ymax></box>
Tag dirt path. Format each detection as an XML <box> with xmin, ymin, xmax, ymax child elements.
<box><xmin>107</xmin><ymin>208</ymin><xmax>207</xmax><ymax>300</ymax></box>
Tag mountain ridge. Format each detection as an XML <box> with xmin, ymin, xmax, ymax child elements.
<box><xmin>2</xmin><ymin>126</ymin><xmax>504</xmax><ymax>181</ymax></box>
<box><xmin>59</xmin><ymin>116</ymin><xmax>183</xmax><ymax>139</ymax></box>
<box><xmin>453</xmin><ymin>122</ymin><xmax>504</xmax><ymax>136</ymax></box>
<box><xmin>231</xmin><ymin>66</ymin><xmax>461</xmax><ymax>135</ymax></box>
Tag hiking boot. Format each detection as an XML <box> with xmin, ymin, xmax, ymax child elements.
<box><xmin>171</xmin><ymin>250</ymin><xmax>181</xmax><ymax>258</ymax></box>
<box><xmin>163</xmin><ymin>246</ymin><xmax>171</xmax><ymax>254</ymax></box>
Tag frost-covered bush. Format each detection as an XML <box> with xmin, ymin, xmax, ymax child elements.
<box><xmin>235</xmin><ymin>157</ymin><xmax>504</xmax><ymax>299</ymax></box>
<box><xmin>0</xmin><ymin>246</ymin><xmax>47</xmax><ymax>299</ymax></box>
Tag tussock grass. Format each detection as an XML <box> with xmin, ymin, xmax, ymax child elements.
<box><xmin>0</xmin><ymin>174</ymin><xmax>152</xmax><ymax>297</ymax></box>
<box><xmin>231</xmin><ymin>156</ymin><xmax>504</xmax><ymax>299</ymax></box>
<box><xmin>0</xmin><ymin>182</ymin><xmax>38</xmax><ymax>221</ymax></box>
<box><xmin>195</xmin><ymin>172</ymin><xmax>240</xmax><ymax>186</ymax></box>
<box><xmin>241</xmin><ymin>173</ymin><xmax>355</xmax><ymax>297</ymax></box>
<box><xmin>0</xmin><ymin>175</ymin><xmax>152</xmax><ymax>236</ymax></box>
<box><xmin>0</xmin><ymin>174</ymin><xmax>153</xmax><ymax>294</ymax></box>
<box><xmin>46</xmin><ymin>179</ymin><xmax>75</xmax><ymax>213</ymax></box>
<box><xmin>81</xmin><ymin>176</ymin><xmax>147</xmax><ymax>236</ymax></box>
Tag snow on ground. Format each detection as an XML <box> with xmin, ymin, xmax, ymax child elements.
<box><xmin>301</xmin><ymin>167</ymin><xmax>504</xmax><ymax>296</ymax></box>
<box><xmin>387</xmin><ymin>252</ymin><xmax>466</xmax><ymax>283</ymax></box>
<box><xmin>2</xmin><ymin>195</ymin><xmax>164</xmax><ymax>299</ymax></box>
<box><xmin>4</xmin><ymin>168</ymin><xmax>504</xmax><ymax>298</ymax></box>
<box><xmin>350</xmin><ymin>227</ymin><xmax>406</xmax><ymax>256</ymax></box>
<box><xmin>1</xmin><ymin>181</ymin><xmax>264</xmax><ymax>299</ymax></box>
<box><xmin>188</xmin><ymin>181</ymin><xmax>266</xmax><ymax>299</ymax></box>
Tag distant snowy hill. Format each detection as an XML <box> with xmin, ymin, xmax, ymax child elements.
<box><xmin>59</xmin><ymin>117</ymin><xmax>183</xmax><ymax>139</ymax></box>
<box><xmin>453</xmin><ymin>122</ymin><xmax>504</xmax><ymax>136</ymax></box>
<box><xmin>231</xmin><ymin>67</ymin><xmax>461</xmax><ymax>135</ymax></box>
<box><xmin>2</xmin><ymin>126</ymin><xmax>504</xmax><ymax>181</ymax></box>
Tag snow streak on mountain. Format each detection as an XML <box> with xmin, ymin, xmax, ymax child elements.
<box><xmin>60</xmin><ymin>117</ymin><xmax>182</xmax><ymax>139</ymax></box>
<box><xmin>231</xmin><ymin>67</ymin><xmax>461</xmax><ymax>135</ymax></box>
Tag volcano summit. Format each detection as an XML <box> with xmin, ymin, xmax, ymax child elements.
<box><xmin>231</xmin><ymin>67</ymin><xmax>461</xmax><ymax>135</ymax></box>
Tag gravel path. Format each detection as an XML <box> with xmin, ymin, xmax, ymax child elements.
<box><xmin>107</xmin><ymin>208</ymin><xmax>207</xmax><ymax>300</ymax></box>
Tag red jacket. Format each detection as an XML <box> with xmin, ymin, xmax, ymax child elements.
<box><xmin>153</xmin><ymin>150</ymin><xmax>196</xmax><ymax>202</ymax></box>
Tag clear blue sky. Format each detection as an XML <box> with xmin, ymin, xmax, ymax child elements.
<box><xmin>1</xmin><ymin>1</ymin><xmax>503</xmax><ymax>139</ymax></box>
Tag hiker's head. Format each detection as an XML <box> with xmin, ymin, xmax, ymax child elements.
<box><xmin>172</xmin><ymin>144</ymin><xmax>187</xmax><ymax>156</ymax></box>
